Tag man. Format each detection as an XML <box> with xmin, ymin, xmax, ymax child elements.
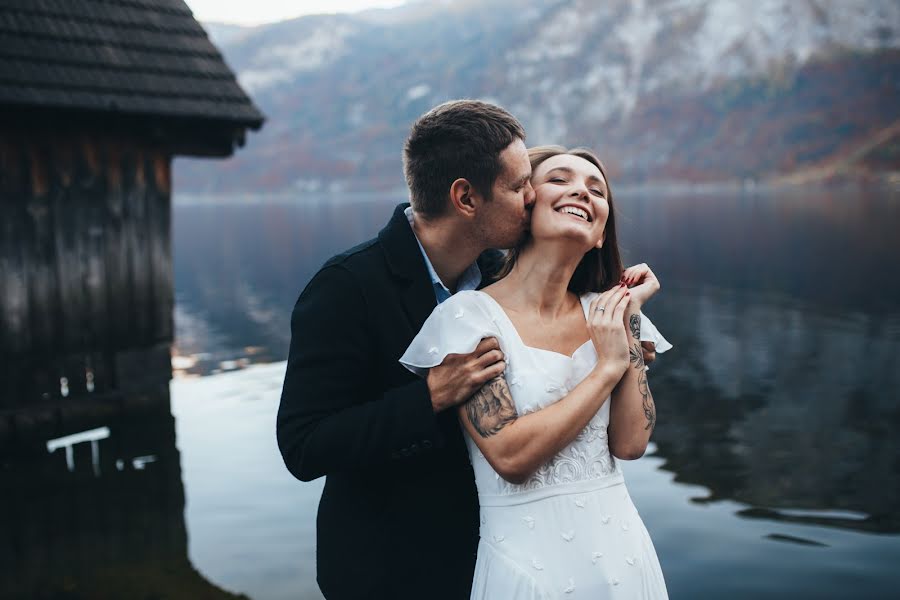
<box><xmin>277</xmin><ymin>100</ymin><xmax>535</xmax><ymax>599</ymax></box>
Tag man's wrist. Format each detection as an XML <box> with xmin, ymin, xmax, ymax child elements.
<box><xmin>431</xmin><ymin>394</ymin><xmax>448</xmax><ymax>413</ymax></box>
<box><xmin>427</xmin><ymin>378</ymin><xmax>451</xmax><ymax>413</ymax></box>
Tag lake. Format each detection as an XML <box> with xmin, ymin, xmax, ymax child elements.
<box><xmin>4</xmin><ymin>184</ymin><xmax>899</xmax><ymax>599</ymax></box>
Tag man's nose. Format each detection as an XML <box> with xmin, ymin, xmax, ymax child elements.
<box><xmin>524</xmin><ymin>182</ymin><xmax>536</xmax><ymax>207</ymax></box>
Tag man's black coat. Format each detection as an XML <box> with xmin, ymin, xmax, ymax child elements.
<box><xmin>278</xmin><ymin>203</ymin><xmax>502</xmax><ymax>599</ymax></box>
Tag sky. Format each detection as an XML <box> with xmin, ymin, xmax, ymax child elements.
<box><xmin>183</xmin><ymin>0</ymin><xmax>408</xmax><ymax>26</ymax></box>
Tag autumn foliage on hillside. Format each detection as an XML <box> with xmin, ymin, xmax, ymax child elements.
<box><xmin>175</xmin><ymin>49</ymin><xmax>900</xmax><ymax>193</ymax></box>
<box><xmin>593</xmin><ymin>50</ymin><xmax>900</xmax><ymax>184</ymax></box>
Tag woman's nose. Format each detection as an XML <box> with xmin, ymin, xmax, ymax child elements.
<box><xmin>569</xmin><ymin>186</ymin><xmax>589</xmax><ymax>201</ymax></box>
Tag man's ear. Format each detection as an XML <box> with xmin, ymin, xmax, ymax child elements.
<box><xmin>449</xmin><ymin>178</ymin><xmax>478</xmax><ymax>217</ymax></box>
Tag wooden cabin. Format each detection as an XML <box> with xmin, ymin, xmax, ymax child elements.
<box><xmin>0</xmin><ymin>0</ymin><xmax>264</xmax><ymax>445</ymax></box>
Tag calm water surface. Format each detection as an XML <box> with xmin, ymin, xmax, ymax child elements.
<box><xmin>4</xmin><ymin>186</ymin><xmax>898</xmax><ymax>599</ymax></box>
<box><xmin>168</xmin><ymin>186</ymin><xmax>900</xmax><ymax>598</ymax></box>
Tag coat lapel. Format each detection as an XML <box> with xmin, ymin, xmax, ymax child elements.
<box><xmin>378</xmin><ymin>203</ymin><xmax>437</xmax><ymax>330</ymax></box>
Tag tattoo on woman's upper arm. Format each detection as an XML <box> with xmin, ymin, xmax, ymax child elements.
<box><xmin>466</xmin><ymin>376</ymin><xmax>518</xmax><ymax>438</ymax></box>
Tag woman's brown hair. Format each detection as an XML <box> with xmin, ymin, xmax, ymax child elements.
<box><xmin>494</xmin><ymin>146</ymin><xmax>624</xmax><ymax>294</ymax></box>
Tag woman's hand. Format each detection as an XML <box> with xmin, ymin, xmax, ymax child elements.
<box><xmin>622</xmin><ymin>263</ymin><xmax>660</xmax><ymax>307</ymax></box>
<box><xmin>587</xmin><ymin>285</ymin><xmax>631</xmax><ymax>380</ymax></box>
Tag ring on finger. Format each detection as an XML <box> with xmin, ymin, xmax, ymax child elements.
<box><xmin>595</xmin><ymin>305</ymin><xmax>606</xmax><ymax>313</ymax></box>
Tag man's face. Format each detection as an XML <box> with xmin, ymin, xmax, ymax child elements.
<box><xmin>477</xmin><ymin>138</ymin><xmax>535</xmax><ymax>249</ymax></box>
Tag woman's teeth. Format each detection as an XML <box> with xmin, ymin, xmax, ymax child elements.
<box><xmin>558</xmin><ymin>206</ymin><xmax>589</xmax><ymax>221</ymax></box>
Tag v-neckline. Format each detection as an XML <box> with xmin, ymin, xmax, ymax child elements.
<box><xmin>474</xmin><ymin>290</ymin><xmax>593</xmax><ymax>361</ymax></box>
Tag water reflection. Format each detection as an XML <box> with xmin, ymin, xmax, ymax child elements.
<box><xmin>0</xmin><ymin>391</ymin><xmax>246</xmax><ymax>600</ymax></box>
<box><xmin>645</xmin><ymin>285</ymin><xmax>900</xmax><ymax>533</ymax></box>
<box><xmin>172</xmin><ymin>198</ymin><xmax>394</xmax><ymax>373</ymax></box>
<box><xmin>617</xmin><ymin>184</ymin><xmax>900</xmax><ymax>315</ymax></box>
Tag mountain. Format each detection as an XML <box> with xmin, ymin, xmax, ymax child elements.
<box><xmin>202</xmin><ymin>22</ymin><xmax>254</xmax><ymax>46</ymax></box>
<box><xmin>177</xmin><ymin>0</ymin><xmax>900</xmax><ymax>194</ymax></box>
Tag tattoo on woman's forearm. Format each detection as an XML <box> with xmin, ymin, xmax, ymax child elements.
<box><xmin>629</xmin><ymin>342</ymin><xmax>644</xmax><ymax>368</ymax></box>
<box><xmin>638</xmin><ymin>370</ymin><xmax>655</xmax><ymax>431</ymax></box>
<box><xmin>629</xmin><ymin>314</ymin><xmax>641</xmax><ymax>340</ymax></box>
<box><xmin>466</xmin><ymin>376</ymin><xmax>518</xmax><ymax>438</ymax></box>
<box><xmin>629</xmin><ymin>341</ymin><xmax>655</xmax><ymax>430</ymax></box>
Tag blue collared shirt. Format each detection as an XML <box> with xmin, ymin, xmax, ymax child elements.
<box><xmin>405</xmin><ymin>207</ymin><xmax>482</xmax><ymax>304</ymax></box>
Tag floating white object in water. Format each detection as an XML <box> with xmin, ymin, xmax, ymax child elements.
<box><xmin>46</xmin><ymin>426</ymin><xmax>110</xmax><ymax>476</ymax></box>
<box><xmin>132</xmin><ymin>455</ymin><xmax>157</xmax><ymax>470</ymax></box>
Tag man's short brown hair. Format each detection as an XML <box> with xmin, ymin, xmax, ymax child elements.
<box><xmin>403</xmin><ymin>100</ymin><xmax>525</xmax><ymax>218</ymax></box>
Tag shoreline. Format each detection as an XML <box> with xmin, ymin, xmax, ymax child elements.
<box><xmin>174</xmin><ymin>170</ymin><xmax>900</xmax><ymax>205</ymax></box>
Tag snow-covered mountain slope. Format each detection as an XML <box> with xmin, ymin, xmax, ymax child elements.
<box><xmin>179</xmin><ymin>0</ymin><xmax>900</xmax><ymax>193</ymax></box>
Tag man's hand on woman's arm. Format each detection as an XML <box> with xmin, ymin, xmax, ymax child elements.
<box><xmin>427</xmin><ymin>337</ymin><xmax>506</xmax><ymax>413</ymax></box>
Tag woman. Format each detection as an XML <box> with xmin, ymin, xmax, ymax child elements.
<box><xmin>401</xmin><ymin>146</ymin><xmax>671</xmax><ymax>598</ymax></box>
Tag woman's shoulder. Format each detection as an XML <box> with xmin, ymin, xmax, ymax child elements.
<box><xmin>428</xmin><ymin>289</ymin><xmax>495</xmax><ymax>322</ymax></box>
<box><xmin>401</xmin><ymin>290</ymin><xmax>503</xmax><ymax>375</ymax></box>
<box><xmin>450</xmin><ymin>289</ymin><xmax>484</xmax><ymax>302</ymax></box>
<box><xmin>440</xmin><ymin>289</ymin><xmax>489</xmax><ymax>310</ymax></box>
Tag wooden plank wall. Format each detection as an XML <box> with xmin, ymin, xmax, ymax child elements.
<box><xmin>0</xmin><ymin>129</ymin><xmax>174</xmax><ymax>410</ymax></box>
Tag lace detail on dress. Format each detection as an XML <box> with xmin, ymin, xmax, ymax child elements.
<box><xmin>498</xmin><ymin>413</ymin><xmax>618</xmax><ymax>494</ymax></box>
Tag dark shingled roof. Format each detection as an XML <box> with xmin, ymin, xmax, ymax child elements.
<box><xmin>0</xmin><ymin>0</ymin><xmax>264</xmax><ymax>129</ymax></box>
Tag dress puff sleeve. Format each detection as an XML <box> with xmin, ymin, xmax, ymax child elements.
<box><xmin>400</xmin><ymin>290</ymin><xmax>504</xmax><ymax>378</ymax></box>
<box><xmin>640</xmin><ymin>312</ymin><xmax>673</xmax><ymax>353</ymax></box>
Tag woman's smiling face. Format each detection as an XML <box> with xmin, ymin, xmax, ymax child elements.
<box><xmin>528</xmin><ymin>153</ymin><xmax>610</xmax><ymax>251</ymax></box>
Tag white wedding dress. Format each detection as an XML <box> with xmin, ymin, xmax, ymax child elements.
<box><xmin>401</xmin><ymin>290</ymin><xmax>671</xmax><ymax>599</ymax></box>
